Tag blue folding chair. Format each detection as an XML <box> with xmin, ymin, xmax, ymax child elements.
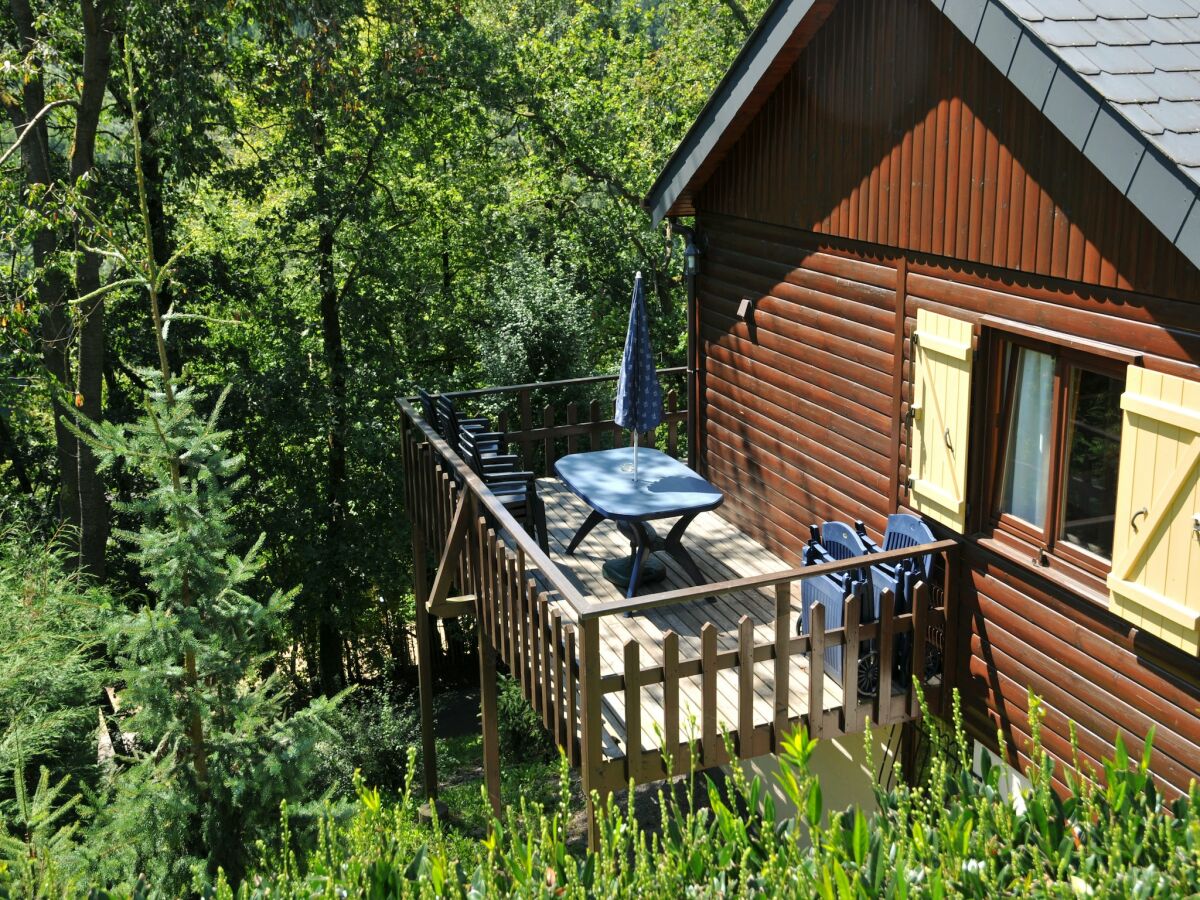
<box><xmin>855</xmin><ymin>514</ymin><xmax>936</xmax><ymax>693</ymax></box>
<box><xmin>800</xmin><ymin>521</ymin><xmax>869</xmax><ymax>685</ymax></box>
<box><xmin>417</xmin><ymin>387</ymin><xmax>440</xmax><ymax>431</ymax></box>
<box><xmin>460</xmin><ymin>427</ymin><xmax>549</xmax><ymax>553</ymax></box>
<box><xmin>435</xmin><ymin>395</ymin><xmax>500</xmax><ymax>461</ymax></box>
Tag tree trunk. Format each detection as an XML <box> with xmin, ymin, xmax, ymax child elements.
<box><xmin>314</xmin><ymin>113</ymin><xmax>346</xmax><ymax>696</ymax></box>
<box><xmin>0</xmin><ymin>410</ymin><xmax>32</xmax><ymax>493</ymax></box>
<box><xmin>71</xmin><ymin>0</ymin><xmax>115</xmax><ymax>578</ymax></box>
<box><xmin>7</xmin><ymin>0</ymin><xmax>78</xmax><ymax>528</ymax></box>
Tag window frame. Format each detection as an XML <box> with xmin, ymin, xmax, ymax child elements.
<box><xmin>981</xmin><ymin>331</ymin><xmax>1125</xmax><ymax>593</ymax></box>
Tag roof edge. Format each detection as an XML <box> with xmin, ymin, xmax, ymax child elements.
<box><xmin>644</xmin><ymin>0</ymin><xmax>830</xmax><ymax>225</ymax></box>
<box><xmin>936</xmin><ymin>0</ymin><xmax>1200</xmax><ymax>272</ymax></box>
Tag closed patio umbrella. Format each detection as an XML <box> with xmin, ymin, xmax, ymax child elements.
<box><xmin>614</xmin><ymin>271</ymin><xmax>663</xmax><ymax>483</ymax></box>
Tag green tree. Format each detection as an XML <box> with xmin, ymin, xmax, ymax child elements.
<box><xmin>66</xmin><ymin>51</ymin><xmax>340</xmax><ymax>890</ymax></box>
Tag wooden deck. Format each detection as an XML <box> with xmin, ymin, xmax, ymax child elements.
<box><xmin>534</xmin><ymin>477</ymin><xmax>838</xmax><ymax>767</ymax></box>
<box><xmin>402</xmin><ymin>395</ymin><xmax>954</xmax><ymax>818</ymax></box>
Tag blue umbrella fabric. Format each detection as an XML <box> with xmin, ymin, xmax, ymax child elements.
<box><xmin>614</xmin><ymin>271</ymin><xmax>663</xmax><ymax>481</ymax></box>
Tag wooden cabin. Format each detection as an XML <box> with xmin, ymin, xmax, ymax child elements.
<box><xmin>401</xmin><ymin>0</ymin><xmax>1200</xmax><ymax>844</ymax></box>
<box><xmin>644</xmin><ymin>0</ymin><xmax>1200</xmax><ymax>803</ymax></box>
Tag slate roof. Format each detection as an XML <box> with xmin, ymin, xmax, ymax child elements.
<box><xmin>938</xmin><ymin>0</ymin><xmax>1200</xmax><ymax>267</ymax></box>
<box><xmin>647</xmin><ymin>0</ymin><xmax>1200</xmax><ymax>270</ymax></box>
<box><xmin>1001</xmin><ymin>1</ymin><xmax>1200</xmax><ymax>192</ymax></box>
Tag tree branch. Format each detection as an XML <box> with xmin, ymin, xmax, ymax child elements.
<box><xmin>720</xmin><ymin>0</ymin><xmax>753</xmax><ymax>32</ymax></box>
<box><xmin>1</xmin><ymin>99</ymin><xmax>78</xmax><ymax>167</ymax></box>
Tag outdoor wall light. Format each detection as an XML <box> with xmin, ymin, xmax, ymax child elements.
<box><xmin>683</xmin><ymin>238</ymin><xmax>700</xmax><ymax>276</ymax></box>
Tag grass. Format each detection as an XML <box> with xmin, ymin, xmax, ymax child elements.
<box><xmin>433</xmin><ymin>731</ymin><xmax>578</xmax><ymax>838</ymax></box>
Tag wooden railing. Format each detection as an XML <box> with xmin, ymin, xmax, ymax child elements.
<box><xmin>442</xmin><ymin>366</ymin><xmax>688</xmax><ymax>476</ymax></box>
<box><xmin>400</xmin><ymin>371</ymin><xmax>959</xmax><ymax>842</ymax></box>
<box><xmin>577</xmin><ymin>545</ymin><xmax>957</xmax><ymax>792</ymax></box>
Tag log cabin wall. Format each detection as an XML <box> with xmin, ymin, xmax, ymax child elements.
<box><xmin>691</xmin><ymin>0</ymin><xmax>1200</xmax><ymax>800</ymax></box>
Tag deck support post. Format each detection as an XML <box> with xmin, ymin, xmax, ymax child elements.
<box><xmin>478</xmin><ymin>613</ymin><xmax>502</xmax><ymax>817</ymax></box>
<box><xmin>412</xmin><ymin>479</ymin><xmax>439</xmax><ymax>801</ymax></box>
<box><xmin>579</xmin><ymin>617</ymin><xmax>603</xmax><ymax>849</ymax></box>
<box><xmin>898</xmin><ymin>720</ymin><xmax>921</xmax><ymax>788</ymax></box>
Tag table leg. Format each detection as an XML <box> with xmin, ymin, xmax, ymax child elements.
<box><xmin>662</xmin><ymin>512</ymin><xmax>715</xmax><ymax>600</ymax></box>
<box><xmin>623</xmin><ymin>520</ymin><xmax>659</xmax><ymax>602</ymax></box>
<box><xmin>565</xmin><ymin>509</ymin><xmax>605</xmax><ymax>556</ymax></box>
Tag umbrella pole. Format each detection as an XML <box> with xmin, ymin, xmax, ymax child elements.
<box><xmin>633</xmin><ymin>431</ymin><xmax>639</xmax><ymax>483</ymax></box>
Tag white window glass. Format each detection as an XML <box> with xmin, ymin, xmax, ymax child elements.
<box><xmin>1000</xmin><ymin>347</ymin><xmax>1054</xmax><ymax>528</ymax></box>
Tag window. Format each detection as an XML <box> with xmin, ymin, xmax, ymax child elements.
<box><xmin>986</xmin><ymin>338</ymin><xmax>1124</xmax><ymax>585</ymax></box>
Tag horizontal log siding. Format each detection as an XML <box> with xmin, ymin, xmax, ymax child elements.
<box><xmin>696</xmin><ymin>0</ymin><xmax>1200</xmax><ymax>304</ymax></box>
<box><xmin>697</xmin><ymin>215</ymin><xmax>1200</xmax><ymax>800</ymax></box>
<box><xmin>962</xmin><ymin>546</ymin><xmax>1200</xmax><ymax>801</ymax></box>
<box><xmin>697</xmin><ymin>224</ymin><xmax>896</xmax><ymax>556</ymax></box>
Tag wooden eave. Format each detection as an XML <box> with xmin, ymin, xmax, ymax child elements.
<box><xmin>642</xmin><ymin>0</ymin><xmax>838</xmax><ymax>225</ymax></box>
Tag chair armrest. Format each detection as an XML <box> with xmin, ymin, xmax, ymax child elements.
<box><xmin>481</xmin><ymin>454</ymin><xmax>522</xmax><ymax>467</ymax></box>
<box><xmin>482</xmin><ymin>470</ymin><xmax>536</xmax><ymax>484</ymax></box>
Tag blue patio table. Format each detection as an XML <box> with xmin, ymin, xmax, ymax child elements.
<box><xmin>554</xmin><ymin>447</ymin><xmax>724</xmax><ymax>599</ymax></box>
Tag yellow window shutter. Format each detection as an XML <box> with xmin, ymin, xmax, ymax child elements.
<box><xmin>1108</xmin><ymin>366</ymin><xmax>1200</xmax><ymax>656</ymax></box>
<box><xmin>909</xmin><ymin>309</ymin><xmax>974</xmax><ymax>532</ymax></box>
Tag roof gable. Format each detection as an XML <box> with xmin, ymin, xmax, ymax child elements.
<box><xmin>647</xmin><ymin>0</ymin><xmax>1200</xmax><ymax>272</ymax></box>
<box><xmin>643</xmin><ymin>0</ymin><xmax>837</xmax><ymax>224</ymax></box>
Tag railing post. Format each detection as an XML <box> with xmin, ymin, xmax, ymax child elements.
<box><xmin>623</xmin><ymin>640</ymin><xmax>642</xmax><ymax>784</ymax></box>
<box><xmin>701</xmin><ymin>623</ymin><xmax>718</xmax><ymax>765</ymax></box>
<box><xmin>519</xmin><ymin>387</ymin><xmax>532</xmax><ymax>463</ymax></box>
<box><xmin>772</xmin><ymin>583</ymin><xmax>791</xmax><ymax>753</ymax></box>
<box><xmin>940</xmin><ymin>547</ymin><xmax>961</xmax><ymax>717</ymax></box>
<box><xmin>910</xmin><ymin>582</ymin><xmax>930</xmax><ymax>718</ymax></box>
<box><xmin>877</xmin><ymin>589</ymin><xmax>896</xmax><ymax>725</ymax></box>
<box><xmin>738</xmin><ymin>616</ymin><xmax>755</xmax><ymax>757</ymax></box>
<box><xmin>841</xmin><ymin>586</ymin><xmax>861</xmax><ymax>735</ymax></box>
<box><xmin>663</xmin><ymin>630</ymin><xmax>680</xmax><ymax>775</ymax></box>
<box><xmin>411</xmin><ymin>487</ymin><xmax>439</xmax><ymax>801</ymax></box>
<box><xmin>580</xmin><ymin>617</ymin><xmax>603</xmax><ymax>849</ymax></box>
<box><xmin>543</xmin><ymin>404</ymin><xmax>555</xmax><ymax>476</ymax></box>
<box><xmin>809</xmin><ymin>602</ymin><xmax>826</xmax><ymax>738</ymax></box>
<box><xmin>478</xmin><ymin>604</ymin><xmax>502</xmax><ymax>816</ymax></box>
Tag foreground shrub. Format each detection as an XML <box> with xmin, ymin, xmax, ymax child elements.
<box><xmin>0</xmin><ymin>527</ymin><xmax>111</xmax><ymax>802</ymax></box>
<box><xmin>221</xmin><ymin>690</ymin><xmax>1199</xmax><ymax>898</ymax></box>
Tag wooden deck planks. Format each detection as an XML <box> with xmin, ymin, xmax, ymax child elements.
<box><xmin>520</xmin><ymin>477</ymin><xmax>847</xmax><ymax>762</ymax></box>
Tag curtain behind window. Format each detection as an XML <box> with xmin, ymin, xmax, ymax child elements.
<box><xmin>1001</xmin><ymin>347</ymin><xmax>1054</xmax><ymax>528</ymax></box>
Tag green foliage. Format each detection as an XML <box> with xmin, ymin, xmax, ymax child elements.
<box><xmin>317</xmin><ymin>685</ymin><xmax>421</xmax><ymax>797</ymax></box>
<box><xmin>480</xmin><ymin>250</ymin><xmax>592</xmax><ymax>389</ymax></box>
<box><xmin>496</xmin><ymin>675</ymin><xmax>554</xmax><ymax>764</ymax></box>
<box><xmin>72</xmin><ymin>369</ymin><xmax>342</xmax><ymax>892</ymax></box>
<box><xmin>0</xmin><ymin>527</ymin><xmax>110</xmax><ymax>800</ymax></box>
<box><xmin>0</xmin><ymin>767</ymin><xmax>86</xmax><ymax>895</ymax></box>
<box><xmin>222</xmin><ymin>689</ymin><xmax>1200</xmax><ymax>898</ymax></box>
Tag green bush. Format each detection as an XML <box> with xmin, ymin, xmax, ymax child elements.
<box><xmin>0</xmin><ymin>526</ymin><xmax>111</xmax><ymax>803</ymax></box>
<box><xmin>216</xmin><ymin>688</ymin><xmax>1199</xmax><ymax>898</ymax></box>
<box><xmin>318</xmin><ymin>685</ymin><xmax>421</xmax><ymax>797</ymax></box>
<box><xmin>8</xmin><ymin>688</ymin><xmax>1199</xmax><ymax>896</ymax></box>
<box><xmin>496</xmin><ymin>675</ymin><xmax>553</xmax><ymax>764</ymax></box>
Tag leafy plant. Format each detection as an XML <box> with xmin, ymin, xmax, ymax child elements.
<box><xmin>0</xmin><ymin>525</ymin><xmax>110</xmax><ymax>803</ymax></box>
<box><xmin>218</xmin><ymin>687</ymin><xmax>1200</xmax><ymax>898</ymax></box>
<box><xmin>0</xmin><ymin>766</ymin><xmax>93</xmax><ymax>898</ymax></box>
<box><xmin>496</xmin><ymin>675</ymin><xmax>554</xmax><ymax>764</ymax></box>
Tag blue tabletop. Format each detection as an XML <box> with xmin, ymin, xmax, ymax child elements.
<box><xmin>554</xmin><ymin>448</ymin><xmax>724</xmax><ymax>521</ymax></box>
